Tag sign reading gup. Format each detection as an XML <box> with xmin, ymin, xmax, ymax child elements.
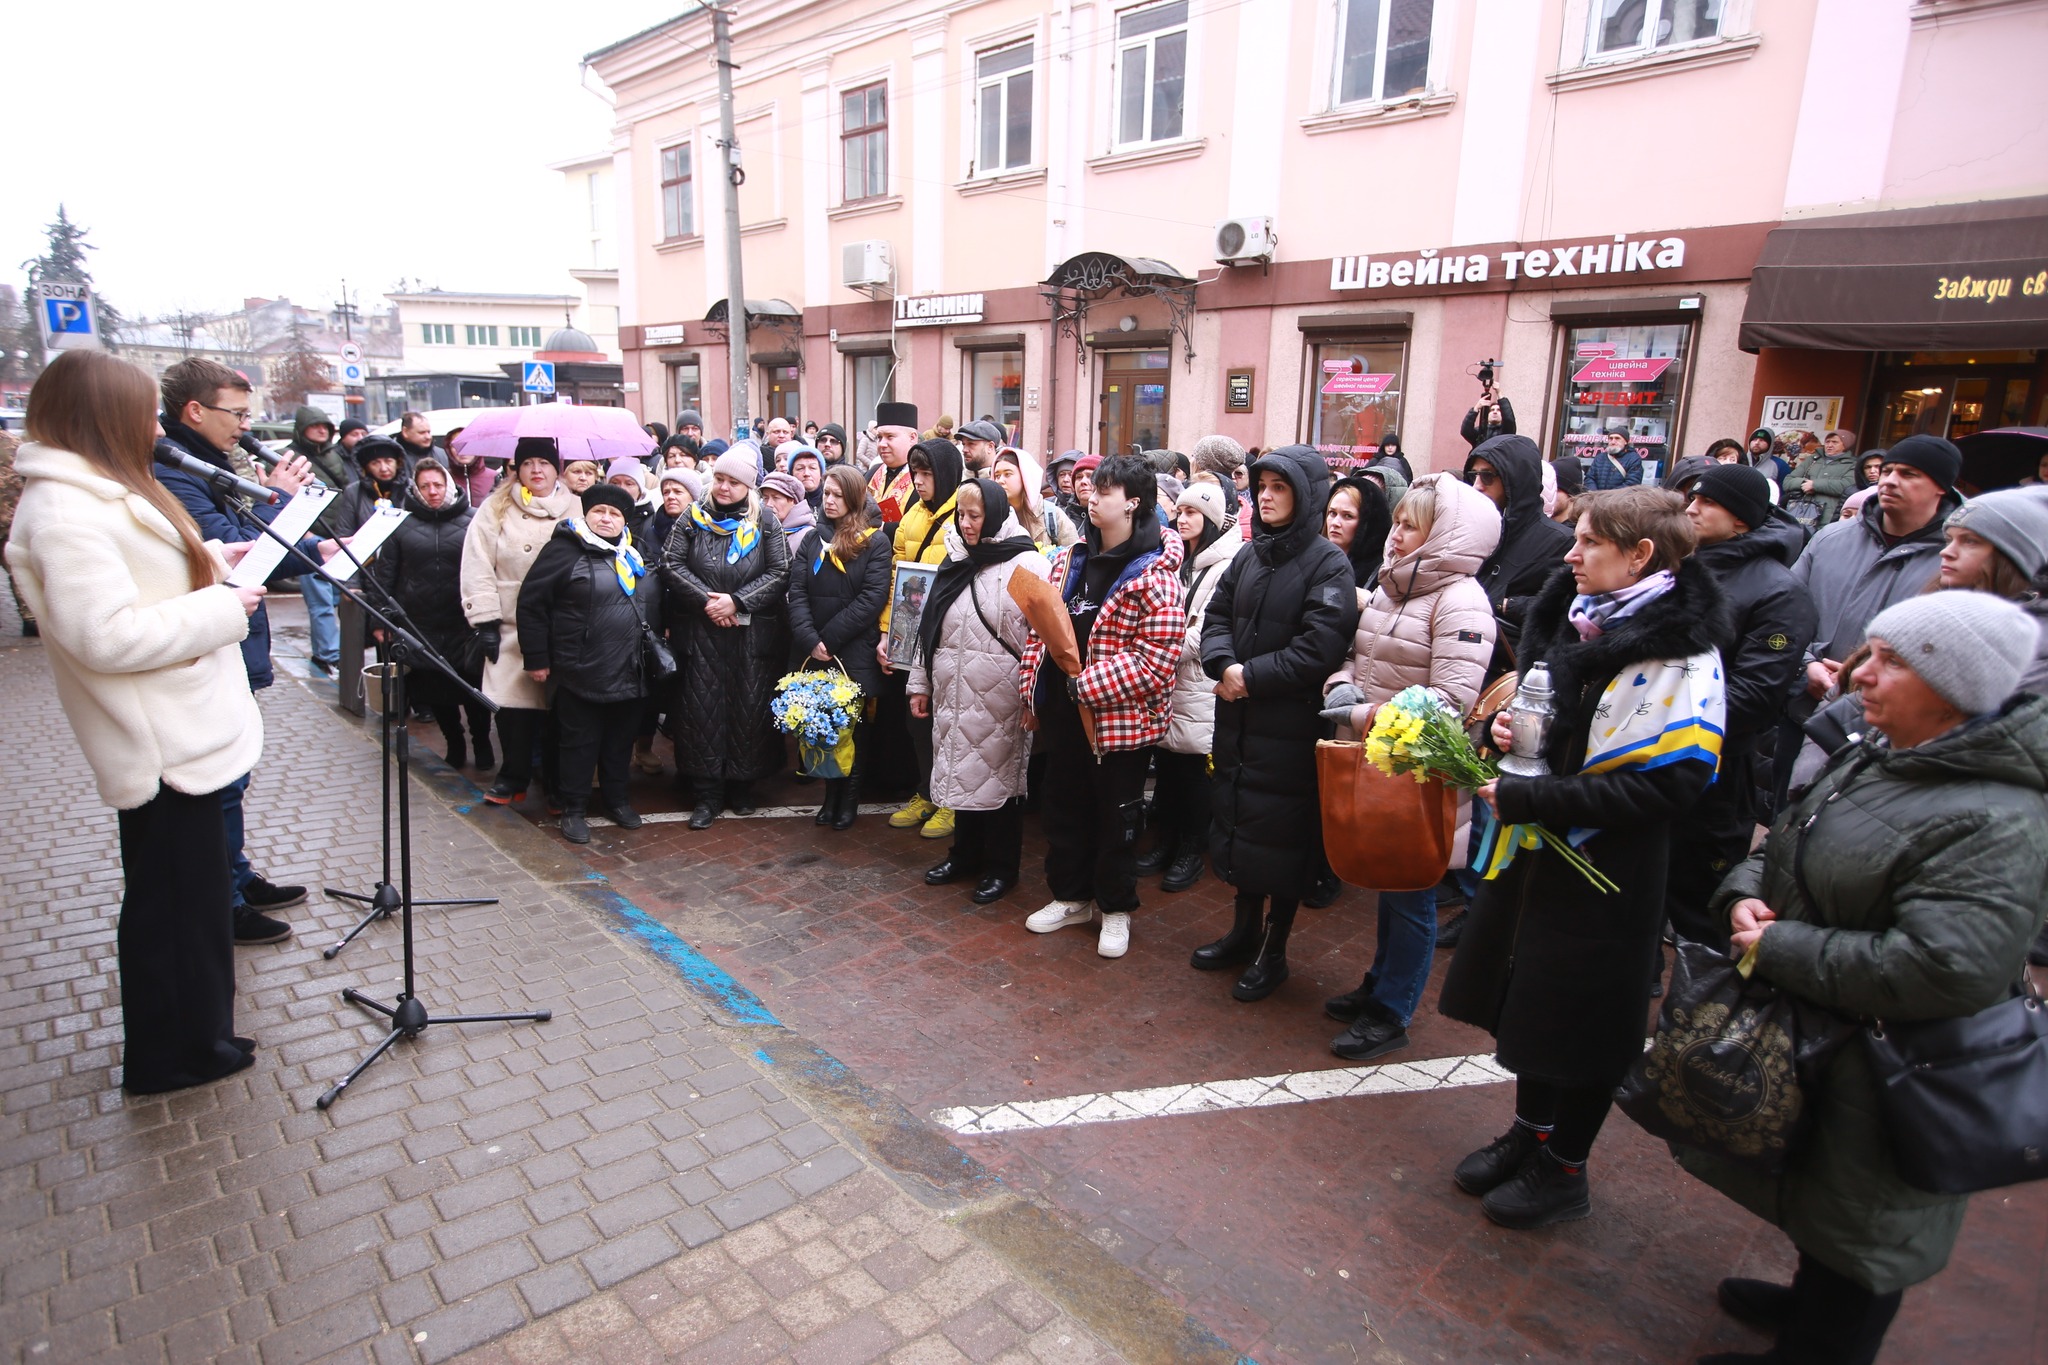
<box><xmin>36</xmin><ymin>282</ymin><xmax>99</xmax><ymax>351</ymax></box>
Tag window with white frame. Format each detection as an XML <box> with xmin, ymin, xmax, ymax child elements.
<box><xmin>465</xmin><ymin>325</ymin><xmax>499</xmax><ymax>347</ymax></box>
<box><xmin>660</xmin><ymin>144</ymin><xmax>693</xmax><ymax>240</ymax></box>
<box><xmin>1335</xmin><ymin>0</ymin><xmax>1435</xmax><ymax>105</ymax></box>
<box><xmin>1115</xmin><ymin>1</ymin><xmax>1188</xmax><ymax>147</ymax></box>
<box><xmin>842</xmin><ymin>83</ymin><xmax>888</xmax><ymax>202</ymax></box>
<box><xmin>975</xmin><ymin>42</ymin><xmax>1034</xmax><ymax>174</ymax></box>
<box><xmin>420</xmin><ymin>323</ymin><xmax>454</xmax><ymax>346</ymax></box>
<box><xmin>508</xmin><ymin>326</ymin><xmax>543</xmax><ymax>348</ymax></box>
<box><xmin>1589</xmin><ymin>0</ymin><xmax>1723</xmax><ymax>59</ymax></box>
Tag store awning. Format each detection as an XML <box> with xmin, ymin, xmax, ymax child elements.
<box><xmin>1739</xmin><ymin>196</ymin><xmax>2048</xmax><ymax>352</ymax></box>
<box><xmin>1041</xmin><ymin>252</ymin><xmax>1192</xmax><ymax>295</ymax></box>
<box><xmin>703</xmin><ymin>298</ymin><xmax>801</xmax><ymax>324</ymax></box>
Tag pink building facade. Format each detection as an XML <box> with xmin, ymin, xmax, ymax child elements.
<box><xmin>587</xmin><ymin>0</ymin><xmax>2048</xmax><ymax>476</ymax></box>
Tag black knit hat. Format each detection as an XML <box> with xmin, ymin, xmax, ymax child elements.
<box><xmin>875</xmin><ymin>401</ymin><xmax>919</xmax><ymax>431</ymax></box>
<box><xmin>1882</xmin><ymin>434</ymin><xmax>1963</xmax><ymax>493</ymax></box>
<box><xmin>514</xmin><ymin>435</ymin><xmax>562</xmax><ymax>470</ymax></box>
<box><xmin>580</xmin><ymin>483</ymin><xmax>636</xmax><ymax>516</ymax></box>
<box><xmin>1692</xmin><ymin>463</ymin><xmax>1773</xmax><ymax>532</ymax></box>
<box><xmin>338</xmin><ymin>418</ymin><xmax>368</xmax><ymax>437</ymax></box>
<box><xmin>351</xmin><ymin>434</ymin><xmax>407</xmax><ymax>470</ymax></box>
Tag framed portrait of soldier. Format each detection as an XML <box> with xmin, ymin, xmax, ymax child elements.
<box><xmin>886</xmin><ymin>561</ymin><xmax>938</xmax><ymax>668</ymax></box>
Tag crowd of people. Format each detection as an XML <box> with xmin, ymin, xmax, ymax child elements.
<box><xmin>7</xmin><ymin>346</ymin><xmax>2046</xmax><ymax>1365</ymax></box>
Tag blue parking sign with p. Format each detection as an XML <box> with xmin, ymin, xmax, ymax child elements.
<box><xmin>44</xmin><ymin>297</ymin><xmax>91</xmax><ymax>334</ymax></box>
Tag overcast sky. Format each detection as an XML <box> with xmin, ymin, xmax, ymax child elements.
<box><xmin>9</xmin><ymin>1</ymin><xmax>685</xmax><ymax>323</ymax></box>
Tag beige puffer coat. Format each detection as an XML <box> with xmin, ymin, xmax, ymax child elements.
<box><xmin>908</xmin><ymin>521</ymin><xmax>1050</xmax><ymax>812</ymax></box>
<box><xmin>1163</xmin><ymin>528</ymin><xmax>1247</xmax><ymax>755</ymax></box>
<box><xmin>1327</xmin><ymin>472</ymin><xmax>1502</xmax><ymax>859</ymax></box>
<box><xmin>460</xmin><ymin>480</ymin><xmax>580</xmax><ymax>709</ymax></box>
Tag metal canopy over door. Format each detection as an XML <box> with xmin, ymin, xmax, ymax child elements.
<box><xmin>1099</xmin><ymin>349</ymin><xmax>1170</xmax><ymax>455</ymax></box>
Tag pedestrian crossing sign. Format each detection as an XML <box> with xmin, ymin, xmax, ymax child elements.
<box><xmin>522</xmin><ymin>361</ymin><xmax>556</xmax><ymax>394</ymax></box>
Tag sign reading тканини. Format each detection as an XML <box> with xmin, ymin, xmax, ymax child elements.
<box><xmin>1331</xmin><ymin>234</ymin><xmax>1689</xmax><ymax>292</ymax></box>
<box><xmin>895</xmin><ymin>293</ymin><xmax>986</xmax><ymax>327</ymax></box>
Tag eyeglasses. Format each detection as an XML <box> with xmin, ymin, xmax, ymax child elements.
<box><xmin>201</xmin><ymin>402</ymin><xmax>254</xmax><ymax>423</ymax></box>
<box><xmin>1470</xmin><ymin>470</ymin><xmax>1501</xmax><ymax>486</ymax></box>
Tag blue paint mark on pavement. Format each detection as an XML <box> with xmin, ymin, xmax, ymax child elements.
<box><xmin>755</xmin><ymin>1048</ymin><xmax>775</xmax><ymax>1066</ymax></box>
<box><xmin>577</xmin><ymin>876</ymin><xmax>782</xmax><ymax>1027</ymax></box>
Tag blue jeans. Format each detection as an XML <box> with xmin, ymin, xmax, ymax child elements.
<box><xmin>301</xmin><ymin>569</ymin><xmax>340</xmax><ymax>665</ymax></box>
<box><xmin>220</xmin><ymin>774</ymin><xmax>253</xmax><ymax>911</ymax></box>
<box><xmin>1367</xmin><ymin>887</ymin><xmax>1438</xmax><ymax>1026</ymax></box>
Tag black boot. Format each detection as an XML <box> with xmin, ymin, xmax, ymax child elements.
<box><xmin>435</xmin><ymin>707</ymin><xmax>466</xmax><ymax>769</ymax></box>
<box><xmin>833</xmin><ymin>774</ymin><xmax>860</xmax><ymax>830</ymax></box>
<box><xmin>470</xmin><ymin>712</ymin><xmax>495</xmax><ymax>770</ymax></box>
<box><xmin>1436</xmin><ymin>908</ymin><xmax>1469</xmax><ymax>949</ymax></box>
<box><xmin>1231</xmin><ymin>904</ymin><xmax>1295</xmax><ymax>1002</ymax></box>
<box><xmin>560</xmin><ymin>809</ymin><xmax>590</xmax><ymax>845</ymax></box>
<box><xmin>1330</xmin><ymin>999</ymin><xmax>1409</xmax><ymax>1061</ymax></box>
<box><xmin>689</xmin><ymin>780</ymin><xmax>720</xmax><ymax>830</ymax></box>
<box><xmin>1716</xmin><ymin>1278</ymin><xmax>1795</xmax><ymax>1330</ymax></box>
<box><xmin>1480</xmin><ymin>1148</ymin><xmax>1591</xmax><ymax>1229</ymax></box>
<box><xmin>1135</xmin><ymin>833</ymin><xmax>1171</xmax><ymax>876</ymax></box>
<box><xmin>1160</xmin><ymin>833</ymin><xmax>1206</xmax><ymax>893</ymax></box>
<box><xmin>816</xmin><ymin>779</ymin><xmax>840</xmax><ymax>826</ymax></box>
<box><xmin>1453</xmin><ymin>1121</ymin><xmax>1547</xmax><ymax>1195</ymax></box>
<box><xmin>1190</xmin><ymin>894</ymin><xmax>1262</xmax><ymax>971</ymax></box>
<box><xmin>728</xmin><ymin>782</ymin><xmax>758</xmax><ymax>816</ymax></box>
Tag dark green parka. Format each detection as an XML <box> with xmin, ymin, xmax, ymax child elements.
<box><xmin>1683</xmin><ymin>694</ymin><xmax>2048</xmax><ymax>1294</ymax></box>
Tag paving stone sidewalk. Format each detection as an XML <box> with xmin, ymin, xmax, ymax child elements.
<box><xmin>0</xmin><ymin>603</ymin><xmax>1221</xmax><ymax>1364</ymax></box>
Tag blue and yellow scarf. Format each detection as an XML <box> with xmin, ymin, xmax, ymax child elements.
<box><xmin>813</xmin><ymin>525</ymin><xmax>877</xmax><ymax>574</ymax></box>
<box><xmin>566</xmin><ymin>518</ymin><xmax>645</xmax><ymax>596</ymax></box>
<box><xmin>689</xmin><ymin>501</ymin><xmax>761</xmax><ymax>564</ymax></box>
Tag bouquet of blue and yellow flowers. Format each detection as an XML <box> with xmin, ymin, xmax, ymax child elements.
<box><xmin>771</xmin><ymin>663</ymin><xmax>864</xmax><ymax>778</ymax></box>
<box><xmin>1366</xmin><ymin>686</ymin><xmax>1617</xmax><ymax>893</ymax></box>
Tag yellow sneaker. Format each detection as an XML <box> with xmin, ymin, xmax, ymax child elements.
<box><xmin>920</xmin><ymin>806</ymin><xmax>956</xmax><ymax>840</ymax></box>
<box><xmin>890</xmin><ymin>795</ymin><xmax>938</xmax><ymax>829</ymax></box>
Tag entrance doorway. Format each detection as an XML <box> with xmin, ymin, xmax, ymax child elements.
<box><xmin>760</xmin><ymin>363</ymin><xmax>801</xmax><ymax>424</ymax></box>
<box><xmin>1098</xmin><ymin>349</ymin><xmax>1170</xmax><ymax>455</ymax></box>
<box><xmin>1864</xmin><ymin>350</ymin><xmax>2039</xmax><ymax>447</ymax></box>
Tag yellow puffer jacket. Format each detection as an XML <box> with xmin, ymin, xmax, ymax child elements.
<box><xmin>880</xmin><ymin>491</ymin><xmax>956</xmax><ymax>633</ymax></box>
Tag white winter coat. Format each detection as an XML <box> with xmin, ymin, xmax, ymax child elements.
<box><xmin>460</xmin><ymin>481</ymin><xmax>579</xmax><ymax>709</ymax></box>
<box><xmin>908</xmin><ymin>523</ymin><xmax>1049</xmax><ymax>812</ymax></box>
<box><xmin>1163</xmin><ymin>528</ymin><xmax>1247</xmax><ymax>755</ymax></box>
<box><xmin>5</xmin><ymin>442</ymin><xmax>261</xmax><ymax>809</ymax></box>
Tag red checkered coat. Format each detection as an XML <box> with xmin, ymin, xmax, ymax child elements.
<box><xmin>1020</xmin><ymin>530</ymin><xmax>1186</xmax><ymax>752</ymax></box>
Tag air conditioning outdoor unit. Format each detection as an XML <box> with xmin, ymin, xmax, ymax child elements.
<box><xmin>842</xmin><ymin>240</ymin><xmax>895</xmax><ymax>298</ymax></box>
<box><xmin>1214</xmin><ymin>216</ymin><xmax>1278</xmax><ymax>265</ymax></box>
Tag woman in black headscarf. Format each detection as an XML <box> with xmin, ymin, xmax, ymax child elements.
<box><xmin>1370</xmin><ymin>431</ymin><xmax>1413</xmax><ymax>483</ymax></box>
<box><xmin>1323</xmin><ymin>475</ymin><xmax>1393</xmax><ymax>589</ymax></box>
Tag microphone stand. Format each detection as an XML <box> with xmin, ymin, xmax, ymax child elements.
<box><xmin>230</xmin><ymin>496</ymin><xmax>552</xmax><ymax>1111</ymax></box>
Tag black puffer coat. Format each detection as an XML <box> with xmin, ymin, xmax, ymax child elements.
<box><xmin>1692</xmin><ymin>509</ymin><xmax>1815</xmax><ymax>752</ymax></box>
<box><xmin>660</xmin><ymin>497</ymin><xmax>791</xmax><ymax>780</ymax></box>
<box><xmin>516</xmin><ymin>520</ymin><xmax>658</xmax><ymax>705</ymax></box>
<box><xmin>1465</xmin><ymin>434</ymin><xmax>1573</xmax><ymax>682</ymax></box>
<box><xmin>332</xmin><ymin>435</ymin><xmax>412</xmax><ymax>537</ymax></box>
<box><xmin>1202</xmin><ymin>445</ymin><xmax>1361</xmax><ymax>899</ymax></box>
<box><xmin>368</xmin><ymin>484</ymin><xmax>478</xmax><ymax>707</ymax></box>
<box><xmin>787</xmin><ymin>524</ymin><xmax>892</xmax><ymax>698</ymax></box>
<box><xmin>1439</xmin><ymin>559</ymin><xmax>1728</xmax><ymax>1089</ymax></box>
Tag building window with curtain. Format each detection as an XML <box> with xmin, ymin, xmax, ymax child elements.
<box><xmin>660</xmin><ymin>144</ymin><xmax>693</xmax><ymax>240</ymax></box>
<box><xmin>967</xmin><ymin>350</ymin><xmax>1025</xmax><ymax>443</ymax></box>
<box><xmin>849</xmin><ymin>352</ymin><xmax>895</xmax><ymax>430</ymax></box>
<box><xmin>1303</xmin><ymin>340</ymin><xmax>1407</xmax><ymax>466</ymax></box>
<box><xmin>1115</xmin><ymin>1</ymin><xmax>1188</xmax><ymax>148</ymax></box>
<box><xmin>1554</xmin><ymin>320</ymin><xmax>1695</xmax><ymax>480</ymax></box>
<box><xmin>1589</xmin><ymin>0</ymin><xmax>1722</xmax><ymax>60</ymax></box>
<box><xmin>975</xmin><ymin>42</ymin><xmax>1034</xmax><ymax>175</ymax></box>
<box><xmin>1335</xmin><ymin>0</ymin><xmax>1434</xmax><ymax>106</ymax></box>
<box><xmin>842</xmin><ymin>83</ymin><xmax>888</xmax><ymax>202</ymax></box>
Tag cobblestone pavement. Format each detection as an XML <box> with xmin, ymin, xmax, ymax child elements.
<box><xmin>0</xmin><ymin>590</ymin><xmax>1231</xmax><ymax>1365</ymax></box>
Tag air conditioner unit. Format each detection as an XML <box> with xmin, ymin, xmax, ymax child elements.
<box><xmin>841</xmin><ymin>240</ymin><xmax>895</xmax><ymax>298</ymax></box>
<box><xmin>1214</xmin><ymin>216</ymin><xmax>1278</xmax><ymax>265</ymax></box>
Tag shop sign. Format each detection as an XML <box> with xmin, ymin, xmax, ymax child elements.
<box><xmin>1759</xmin><ymin>395</ymin><xmax>1842</xmax><ymax>438</ymax></box>
<box><xmin>1571</xmin><ymin>356</ymin><xmax>1674</xmax><ymax>383</ymax></box>
<box><xmin>1331</xmin><ymin>235</ymin><xmax>1688</xmax><ymax>294</ymax></box>
<box><xmin>1321</xmin><ymin>371</ymin><xmax>1395</xmax><ymax>395</ymax></box>
<box><xmin>1576</xmin><ymin>342</ymin><xmax>1616</xmax><ymax>358</ymax></box>
<box><xmin>642</xmin><ymin>324</ymin><xmax>686</xmax><ymax>344</ymax></box>
<box><xmin>894</xmin><ymin>293</ymin><xmax>985</xmax><ymax>327</ymax></box>
<box><xmin>1571</xmin><ymin>389</ymin><xmax>1664</xmax><ymax>406</ymax></box>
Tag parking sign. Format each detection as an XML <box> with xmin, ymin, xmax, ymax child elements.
<box><xmin>35</xmin><ymin>282</ymin><xmax>98</xmax><ymax>352</ymax></box>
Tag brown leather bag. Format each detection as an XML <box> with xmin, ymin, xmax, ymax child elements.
<box><xmin>1317</xmin><ymin>739</ymin><xmax>1458</xmax><ymax>892</ymax></box>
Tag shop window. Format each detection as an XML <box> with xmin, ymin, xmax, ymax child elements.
<box><xmin>976</xmin><ymin>42</ymin><xmax>1034</xmax><ymax>174</ymax></box>
<box><xmin>1554</xmin><ymin>321</ymin><xmax>1694</xmax><ymax>481</ymax></box>
<box><xmin>967</xmin><ymin>350</ymin><xmax>1025</xmax><ymax>444</ymax></box>
<box><xmin>1115</xmin><ymin>1</ymin><xmax>1188</xmax><ymax>147</ymax></box>
<box><xmin>660</xmin><ymin>144</ymin><xmax>693</xmax><ymax>240</ymax></box>
<box><xmin>671</xmin><ymin>359</ymin><xmax>702</xmax><ymax>422</ymax></box>
<box><xmin>1335</xmin><ymin>0</ymin><xmax>1434</xmax><ymax>106</ymax></box>
<box><xmin>849</xmin><ymin>352</ymin><xmax>896</xmax><ymax>431</ymax></box>
<box><xmin>1303</xmin><ymin>340</ymin><xmax>1407</xmax><ymax>467</ymax></box>
<box><xmin>1590</xmin><ymin>0</ymin><xmax>1722</xmax><ymax>60</ymax></box>
<box><xmin>842</xmin><ymin>83</ymin><xmax>888</xmax><ymax>202</ymax></box>
<box><xmin>1868</xmin><ymin>351</ymin><xmax>2038</xmax><ymax>448</ymax></box>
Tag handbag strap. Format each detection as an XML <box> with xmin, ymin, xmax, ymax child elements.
<box><xmin>972</xmin><ymin>573</ymin><xmax>1022</xmax><ymax>661</ymax></box>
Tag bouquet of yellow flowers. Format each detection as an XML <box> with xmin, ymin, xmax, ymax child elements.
<box><xmin>1366</xmin><ymin>686</ymin><xmax>1617</xmax><ymax>893</ymax></box>
<box><xmin>772</xmin><ymin>665</ymin><xmax>864</xmax><ymax>778</ymax></box>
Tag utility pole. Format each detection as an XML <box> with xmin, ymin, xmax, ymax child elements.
<box><xmin>711</xmin><ymin>3</ymin><xmax>750</xmax><ymax>444</ymax></box>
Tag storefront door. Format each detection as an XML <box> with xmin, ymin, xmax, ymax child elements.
<box><xmin>1099</xmin><ymin>349</ymin><xmax>1170</xmax><ymax>455</ymax></box>
<box><xmin>1864</xmin><ymin>351</ymin><xmax>2039</xmax><ymax>446</ymax></box>
<box><xmin>760</xmin><ymin>363</ymin><xmax>801</xmax><ymax>424</ymax></box>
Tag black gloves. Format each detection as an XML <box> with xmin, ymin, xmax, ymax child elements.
<box><xmin>475</xmin><ymin>621</ymin><xmax>501</xmax><ymax>664</ymax></box>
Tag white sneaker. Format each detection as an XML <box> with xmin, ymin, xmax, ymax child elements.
<box><xmin>1025</xmin><ymin>899</ymin><xmax>1097</xmax><ymax>934</ymax></box>
<box><xmin>1096</xmin><ymin>912</ymin><xmax>1132</xmax><ymax>958</ymax></box>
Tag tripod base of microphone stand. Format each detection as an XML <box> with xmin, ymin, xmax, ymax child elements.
<box><xmin>315</xmin><ymin>988</ymin><xmax>552</xmax><ymax>1109</ymax></box>
<box><xmin>322</xmin><ymin>883</ymin><xmax>498</xmax><ymax>959</ymax></box>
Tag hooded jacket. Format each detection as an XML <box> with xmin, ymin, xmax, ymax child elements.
<box><xmin>1691</xmin><ymin>508</ymin><xmax>1816</xmax><ymax>748</ymax></box>
<box><xmin>1464</xmin><ymin>434</ymin><xmax>1574</xmax><ymax>681</ymax></box>
<box><xmin>1163</xmin><ymin>525</ymin><xmax>1246</xmax><ymax>756</ymax></box>
<box><xmin>1687</xmin><ymin>696</ymin><xmax>2048</xmax><ymax>1294</ymax></box>
<box><xmin>1200</xmin><ymin>444</ymin><xmax>1361</xmax><ymax>898</ymax></box>
<box><xmin>367</xmin><ymin>482</ymin><xmax>478</xmax><ymax>694</ymax></box>
<box><xmin>290</xmin><ymin>406</ymin><xmax>354</xmax><ymax>538</ymax></box>
<box><xmin>332</xmin><ymin>435</ymin><xmax>412</xmax><ymax>538</ymax></box>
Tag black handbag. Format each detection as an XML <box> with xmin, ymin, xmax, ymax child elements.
<box><xmin>1863</xmin><ymin>975</ymin><xmax>2048</xmax><ymax>1195</ymax></box>
<box><xmin>1616</xmin><ymin>938</ymin><xmax>1854</xmax><ymax>1174</ymax></box>
<box><xmin>639</xmin><ymin>621</ymin><xmax>677</xmax><ymax>686</ymax></box>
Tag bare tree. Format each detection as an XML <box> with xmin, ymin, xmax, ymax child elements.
<box><xmin>268</xmin><ymin>318</ymin><xmax>332</xmax><ymax>409</ymax></box>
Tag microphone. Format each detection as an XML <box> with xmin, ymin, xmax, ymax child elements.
<box><xmin>154</xmin><ymin>444</ymin><xmax>280</xmax><ymax>506</ymax></box>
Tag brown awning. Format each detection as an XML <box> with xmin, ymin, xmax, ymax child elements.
<box><xmin>1739</xmin><ymin>196</ymin><xmax>2048</xmax><ymax>352</ymax></box>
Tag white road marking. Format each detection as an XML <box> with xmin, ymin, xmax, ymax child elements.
<box><xmin>931</xmin><ymin>1052</ymin><xmax>1514</xmax><ymax>1135</ymax></box>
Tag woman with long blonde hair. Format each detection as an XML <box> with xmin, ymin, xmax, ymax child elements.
<box><xmin>5</xmin><ymin>350</ymin><xmax>269</xmax><ymax>1094</ymax></box>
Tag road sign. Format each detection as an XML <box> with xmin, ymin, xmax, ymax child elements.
<box><xmin>339</xmin><ymin>361</ymin><xmax>366</xmax><ymax>384</ymax></box>
<box><xmin>1570</xmin><ymin>356</ymin><xmax>1673</xmax><ymax>384</ymax></box>
<box><xmin>1320</xmin><ymin>372</ymin><xmax>1395</xmax><ymax>395</ymax></box>
<box><xmin>35</xmin><ymin>282</ymin><xmax>98</xmax><ymax>352</ymax></box>
<box><xmin>339</xmin><ymin>341</ymin><xmax>363</xmax><ymax>365</ymax></box>
<box><xmin>522</xmin><ymin>361</ymin><xmax>556</xmax><ymax>394</ymax></box>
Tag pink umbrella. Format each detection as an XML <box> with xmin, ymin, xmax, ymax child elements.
<box><xmin>449</xmin><ymin>405</ymin><xmax>656</xmax><ymax>465</ymax></box>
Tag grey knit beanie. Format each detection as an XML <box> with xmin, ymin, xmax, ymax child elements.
<box><xmin>1865</xmin><ymin>591</ymin><xmax>2034</xmax><ymax>716</ymax></box>
<box><xmin>1946</xmin><ymin>487</ymin><xmax>2048</xmax><ymax>580</ymax></box>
